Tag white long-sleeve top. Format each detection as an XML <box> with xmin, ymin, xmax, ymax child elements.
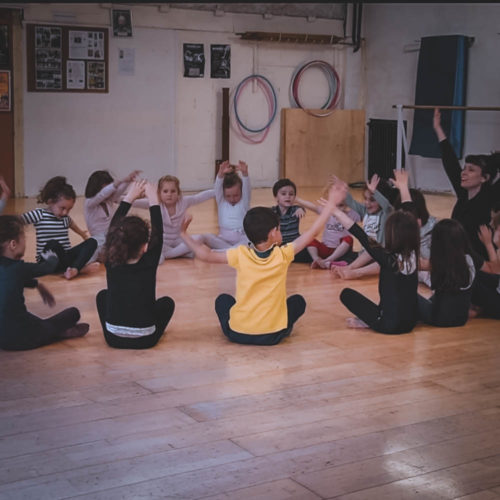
<box><xmin>215</xmin><ymin>175</ymin><xmax>251</xmax><ymax>233</ymax></box>
<box><xmin>84</xmin><ymin>182</ymin><xmax>129</xmax><ymax>245</ymax></box>
<box><xmin>134</xmin><ymin>189</ymin><xmax>215</xmax><ymax>247</ymax></box>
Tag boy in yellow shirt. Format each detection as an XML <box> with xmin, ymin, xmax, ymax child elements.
<box><xmin>180</xmin><ymin>182</ymin><xmax>345</xmax><ymax>345</ymax></box>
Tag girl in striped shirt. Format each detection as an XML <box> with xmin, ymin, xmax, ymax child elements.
<box><xmin>22</xmin><ymin>176</ymin><xmax>97</xmax><ymax>280</ymax></box>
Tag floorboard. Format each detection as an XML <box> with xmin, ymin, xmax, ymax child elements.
<box><xmin>0</xmin><ymin>187</ymin><xmax>499</xmax><ymax>499</ymax></box>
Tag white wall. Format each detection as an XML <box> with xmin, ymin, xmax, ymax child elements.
<box><xmin>362</xmin><ymin>3</ymin><xmax>500</xmax><ymax>191</ymax></box>
<box><xmin>19</xmin><ymin>3</ymin><xmax>351</xmax><ymax>196</ymax></box>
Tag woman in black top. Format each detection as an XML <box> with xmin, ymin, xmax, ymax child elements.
<box><xmin>0</xmin><ymin>215</ymin><xmax>88</xmax><ymax>351</ymax></box>
<box><xmin>96</xmin><ymin>180</ymin><xmax>175</xmax><ymax>349</ymax></box>
<box><xmin>433</xmin><ymin>108</ymin><xmax>494</xmax><ymax>260</ymax></box>
<box><xmin>334</xmin><ymin>171</ymin><xmax>421</xmax><ymax>334</ymax></box>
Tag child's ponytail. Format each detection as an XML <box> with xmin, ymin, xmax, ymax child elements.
<box><xmin>38</xmin><ymin>176</ymin><xmax>76</xmax><ymax>203</ymax></box>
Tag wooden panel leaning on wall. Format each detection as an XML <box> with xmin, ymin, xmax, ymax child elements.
<box><xmin>280</xmin><ymin>109</ymin><xmax>366</xmax><ymax>187</ymax></box>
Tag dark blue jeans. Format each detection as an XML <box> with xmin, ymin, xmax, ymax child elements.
<box><xmin>215</xmin><ymin>293</ymin><xmax>306</xmax><ymax>345</ymax></box>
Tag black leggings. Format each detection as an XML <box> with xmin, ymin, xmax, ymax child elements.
<box><xmin>43</xmin><ymin>238</ymin><xmax>97</xmax><ymax>272</ymax></box>
<box><xmin>215</xmin><ymin>293</ymin><xmax>306</xmax><ymax>345</ymax></box>
<box><xmin>340</xmin><ymin>288</ymin><xmax>415</xmax><ymax>334</ymax></box>
<box><xmin>1</xmin><ymin>307</ymin><xmax>81</xmax><ymax>351</ymax></box>
<box><xmin>471</xmin><ymin>271</ymin><xmax>500</xmax><ymax>319</ymax></box>
<box><xmin>417</xmin><ymin>291</ymin><xmax>470</xmax><ymax>327</ymax></box>
<box><xmin>96</xmin><ymin>290</ymin><xmax>175</xmax><ymax>349</ymax></box>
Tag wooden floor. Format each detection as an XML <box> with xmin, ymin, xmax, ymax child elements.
<box><xmin>1</xmin><ymin>188</ymin><xmax>500</xmax><ymax>500</ymax></box>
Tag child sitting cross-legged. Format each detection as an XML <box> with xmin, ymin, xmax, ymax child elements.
<box><xmin>179</xmin><ymin>182</ymin><xmax>343</xmax><ymax>345</ymax></box>
<box><xmin>332</xmin><ymin>173</ymin><xmax>393</xmax><ymax>280</ymax></box>
<box><xmin>296</xmin><ymin>185</ymin><xmax>360</xmax><ymax>269</ymax></box>
<box><xmin>271</xmin><ymin>178</ymin><xmax>311</xmax><ymax>263</ymax></box>
<box><xmin>336</xmin><ymin>170</ymin><xmax>421</xmax><ymax>333</ymax></box>
<box><xmin>0</xmin><ymin>215</ymin><xmax>89</xmax><ymax>351</ymax></box>
<box><xmin>96</xmin><ymin>180</ymin><xmax>175</xmax><ymax>349</ymax></box>
<box><xmin>201</xmin><ymin>160</ymin><xmax>251</xmax><ymax>249</ymax></box>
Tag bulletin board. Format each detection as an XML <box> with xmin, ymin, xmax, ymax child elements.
<box><xmin>280</xmin><ymin>109</ymin><xmax>366</xmax><ymax>187</ymax></box>
<box><xmin>26</xmin><ymin>23</ymin><xmax>108</xmax><ymax>93</ymax></box>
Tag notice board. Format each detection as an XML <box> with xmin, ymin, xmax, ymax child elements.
<box><xmin>27</xmin><ymin>23</ymin><xmax>108</xmax><ymax>93</ymax></box>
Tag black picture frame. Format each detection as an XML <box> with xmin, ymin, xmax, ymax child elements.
<box><xmin>112</xmin><ymin>9</ymin><xmax>133</xmax><ymax>38</ymax></box>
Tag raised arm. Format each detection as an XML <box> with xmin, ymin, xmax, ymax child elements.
<box><xmin>180</xmin><ymin>215</ymin><xmax>228</xmax><ymax>264</ymax></box>
<box><xmin>236</xmin><ymin>161</ymin><xmax>251</xmax><ymax>208</ymax></box>
<box><xmin>292</xmin><ymin>182</ymin><xmax>347</xmax><ymax>254</ymax></box>
<box><xmin>391</xmin><ymin>169</ymin><xmax>411</xmax><ymax>203</ymax></box>
<box><xmin>143</xmin><ymin>181</ymin><xmax>163</xmax><ymax>259</ymax></box>
<box><xmin>215</xmin><ymin>161</ymin><xmax>232</xmax><ymax>204</ymax></box>
<box><xmin>433</xmin><ymin>108</ymin><xmax>447</xmax><ymax>142</ymax></box>
<box><xmin>111</xmin><ymin>180</ymin><xmax>146</xmax><ymax>226</ymax></box>
<box><xmin>433</xmin><ymin>108</ymin><xmax>463</xmax><ymax>195</ymax></box>
<box><xmin>85</xmin><ymin>183</ymin><xmax>118</xmax><ymax>209</ymax></box>
<box><xmin>295</xmin><ymin>196</ymin><xmax>321</xmax><ymax>214</ymax></box>
<box><xmin>367</xmin><ymin>173</ymin><xmax>392</xmax><ymax>212</ymax></box>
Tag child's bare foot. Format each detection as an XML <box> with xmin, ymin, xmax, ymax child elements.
<box><xmin>80</xmin><ymin>262</ymin><xmax>101</xmax><ymax>274</ymax></box>
<box><xmin>60</xmin><ymin>323</ymin><xmax>89</xmax><ymax>339</ymax></box>
<box><xmin>318</xmin><ymin>259</ymin><xmax>331</xmax><ymax>269</ymax></box>
<box><xmin>346</xmin><ymin>317</ymin><xmax>369</xmax><ymax>329</ymax></box>
<box><xmin>468</xmin><ymin>305</ymin><xmax>482</xmax><ymax>319</ymax></box>
<box><xmin>64</xmin><ymin>267</ymin><xmax>79</xmax><ymax>280</ymax></box>
<box><xmin>311</xmin><ymin>259</ymin><xmax>322</xmax><ymax>269</ymax></box>
<box><xmin>336</xmin><ymin>267</ymin><xmax>361</xmax><ymax>280</ymax></box>
<box><xmin>330</xmin><ymin>266</ymin><xmax>341</xmax><ymax>278</ymax></box>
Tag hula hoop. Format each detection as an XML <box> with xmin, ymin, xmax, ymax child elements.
<box><xmin>290</xmin><ymin>60</ymin><xmax>341</xmax><ymax>117</ymax></box>
<box><xmin>233</xmin><ymin>74</ymin><xmax>278</xmax><ymax>134</ymax></box>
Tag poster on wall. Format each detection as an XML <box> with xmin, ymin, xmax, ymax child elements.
<box><xmin>112</xmin><ymin>9</ymin><xmax>133</xmax><ymax>38</ymax></box>
<box><xmin>67</xmin><ymin>60</ymin><xmax>85</xmax><ymax>89</ymax></box>
<box><xmin>118</xmin><ymin>48</ymin><xmax>135</xmax><ymax>75</ymax></box>
<box><xmin>0</xmin><ymin>25</ymin><xmax>9</xmax><ymax>69</ymax></box>
<box><xmin>35</xmin><ymin>26</ymin><xmax>62</xmax><ymax>89</ymax></box>
<box><xmin>210</xmin><ymin>44</ymin><xmax>230</xmax><ymax>79</ymax></box>
<box><xmin>69</xmin><ymin>31</ymin><xmax>104</xmax><ymax>60</ymax></box>
<box><xmin>87</xmin><ymin>61</ymin><xmax>105</xmax><ymax>89</ymax></box>
<box><xmin>0</xmin><ymin>70</ymin><xmax>10</xmax><ymax>111</ymax></box>
<box><xmin>183</xmin><ymin>43</ymin><xmax>204</xmax><ymax>78</ymax></box>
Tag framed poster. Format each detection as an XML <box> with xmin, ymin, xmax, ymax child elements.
<box><xmin>0</xmin><ymin>70</ymin><xmax>10</xmax><ymax>111</ymax></box>
<box><xmin>112</xmin><ymin>9</ymin><xmax>133</xmax><ymax>38</ymax></box>
<box><xmin>211</xmin><ymin>44</ymin><xmax>230</xmax><ymax>79</ymax></box>
<box><xmin>183</xmin><ymin>43</ymin><xmax>204</xmax><ymax>78</ymax></box>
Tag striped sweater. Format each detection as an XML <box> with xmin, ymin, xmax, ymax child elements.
<box><xmin>22</xmin><ymin>208</ymin><xmax>71</xmax><ymax>260</ymax></box>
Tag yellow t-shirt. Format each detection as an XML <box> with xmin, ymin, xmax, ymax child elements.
<box><xmin>226</xmin><ymin>244</ymin><xmax>295</xmax><ymax>334</ymax></box>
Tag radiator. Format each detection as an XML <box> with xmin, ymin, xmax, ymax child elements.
<box><xmin>367</xmin><ymin>118</ymin><xmax>407</xmax><ymax>180</ymax></box>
